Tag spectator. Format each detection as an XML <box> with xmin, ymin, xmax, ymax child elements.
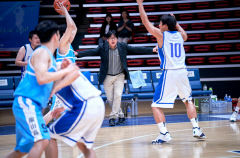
<box><xmin>99</xmin><ymin>13</ymin><xmax>117</xmax><ymax>44</ymax></box>
<box><xmin>15</xmin><ymin>30</ymin><xmax>40</xmax><ymax>78</ymax></box>
<box><xmin>117</xmin><ymin>10</ymin><xmax>134</xmax><ymax>43</ymax></box>
<box><xmin>77</xmin><ymin>30</ymin><xmax>156</xmax><ymax>126</ymax></box>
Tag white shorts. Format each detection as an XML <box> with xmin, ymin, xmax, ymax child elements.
<box><xmin>152</xmin><ymin>69</ymin><xmax>192</xmax><ymax>108</ymax></box>
<box><xmin>49</xmin><ymin>96</ymin><xmax>105</xmax><ymax>149</ymax></box>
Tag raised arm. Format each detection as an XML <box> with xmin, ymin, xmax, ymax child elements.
<box><xmin>171</xmin><ymin>14</ymin><xmax>187</xmax><ymax>41</ymax></box>
<box><xmin>126</xmin><ymin>44</ymin><xmax>155</xmax><ymax>54</ymax></box>
<box><xmin>15</xmin><ymin>46</ymin><xmax>27</xmax><ymax>66</ymax></box>
<box><xmin>32</xmin><ymin>48</ymin><xmax>78</xmax><ymax>85</ymax></box>
<box><xmin>137</xmin><ymin>0</ymin><xmax>162</xmax><ymax>39</ymax></box>
<box><xmin>58</xmin><ymin>2</ymin><xmax>77</xmax><ymax>53</ymax></box>
<box><xmin>77</xmin><ymin>46</ymin><xmax>101</xmax><ymax>58</ymax></box>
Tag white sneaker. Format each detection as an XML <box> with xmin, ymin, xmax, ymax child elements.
<box><xmin>230</xmin><ymin>111</ymin><xmax>238</xmax><ymax>122</ymax></box>
<box><xmin>193</xmin><ymin>127</ymin><xmax>206</xmax><ymax>139</ymax></box>
<box><xmin>152</xmin><ymin>132</ymin><xmax>172</xmax><ymax>144</ymax></box>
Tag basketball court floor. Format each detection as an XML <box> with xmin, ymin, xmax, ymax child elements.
<box><xmin>0</xmin><ymin>112</ymin><xmax>240</xmax><ymax>158</ymax></box>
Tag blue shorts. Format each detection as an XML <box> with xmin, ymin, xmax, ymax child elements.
<box><xmin>12</xmin><ymin>96</ymin><xmax>50</xmax><ymax>153</ymax></box>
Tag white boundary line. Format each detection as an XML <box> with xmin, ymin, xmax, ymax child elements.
<box><xmin>77</xmin><ymin>122</ymin><xmax>230</xmax><ymax>158</ymax></box>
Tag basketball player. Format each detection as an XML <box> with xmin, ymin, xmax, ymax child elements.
<box><xmin>44</xmin><ymin>59</ymin><xmax>105</xmax><ymax>158</ymax></box>
<box><xmin>5</xmin><ymin>20</ymin><xmax>79</xmax><ymax>158</ymax></box>
<box><xmin>15</xmin><ymin>30</ymin><xmax>40</xmax><ymax>78</ymax></box>
<box><xmin>50</xmin><ymin>1</ymin><xmax>78</xmax><ymax>110</ymax></box>
<box><xmin>230</xmin><ymin>97</ymin><xmax>240</xmax><ymax>122</ymax></box>
<box><xmin>137</xmin><ymin>0</ymin><xmax>206</xmax><ymax>144</ymax></box>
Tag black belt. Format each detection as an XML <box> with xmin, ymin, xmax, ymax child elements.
<box><xmin>107</xmin><ymin>72</ymin><xmax>123</xmax><ymax>76</ymax></box>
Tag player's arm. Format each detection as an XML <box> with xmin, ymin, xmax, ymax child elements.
<box><xmin>15</xmin><ymin>46</ymin><xmax>27</xmax><ymax>66</ymax></box>
<box><xmin>32</xmin><ymin>49</ymin><xmax>78</xmax><ymax>85</ymax></box>
<box><xmin>137</xmin><ymin>0</ymin><xmax>162</xmax><ymax>39</ymax></box>
<box><xmin>171</xmin><ymin>14</ymin><xmax>187</xmax><ymax>41</ymax></box>
<box><xmin>59</xmin><ymin>2</ymin><xmax>77</xmax><ymax>49</ymax></box>
<box><xmin>44</xmin><ymin>107</ymin><xmax>65</xmax><ymax>125</ymax></box>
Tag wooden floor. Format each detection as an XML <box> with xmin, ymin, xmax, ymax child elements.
<box><xmin>1</xmin><ymin>120</ymin><xmax>240</xmax><ymax>158</ymax></box>
<box><xmin>1</xmin><ymin>101</ymin><xmax>240</xmax><ymax>158</ymax></box>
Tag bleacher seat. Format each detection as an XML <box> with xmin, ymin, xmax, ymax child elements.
<box><xmin>88</xmin><ymin>7</ymin><xmax>102</xmax><ymax>14</ymax></box>
<box><xmin>146</xmin><ymin>59</ymin><xmax>160</xmax><ymax>66</ymax></box>
<box><xmin>187</xmin><ymin>34</ymin><xmax>202</xmax><ymax>41</ymax></box>
<box><xmin>0</xmin><ymin>77</ymin><xmax>14</xmax><ymax>108</ymax></box>
<box><xmin>127</xmin><ymin>59</ymin><xmax>144</xmax><ymax>67</ymax></box>
<box><xmin>229</xmin><ymin>21</ymin><xmax>240</xmax><ymax>28</ymax></box>
<box><xmin>208</xmin><ymin>56</ymin><xmax>227</xmax><ymax>64</ymax></box>
<box><xmin>87</xmin><ymin>27</ymin><xmax>101</xmax><ymax>34</ymax></box>
<box><xmin>106</xmin><ymin>7</ymin><xmax>120</xmax><ymax>13</ymax></box>
<box><xmin>223</xmin><ymin>32</ymin><xmax>239</xmax><ymax>39</ymax></box>
<box><xmin>158</xmin><ymin>4</ymin><xmax>173</xmax><ymax>11</ymax></box>
<box><xmin>88</xmin><ymin>60</ymin><xmax>101</xmax><ymax>67</ymax></box>
<box><xmin>230</xmin><ymin>56</ymin><xmax>240</xmax><ymax>63</ymax></box>
<box><xmin>76</xmin><ymin>61</ymin><xmax>87</xmax><ymax>68</ymax></box>
<box><xmin>193</xmin><ymin>45</ymin><xmax>211</xmax><ymax>52</ymax></box>
<box><xmin>144</xmin><ymin>5</ymin><xmax>156</xmax><ymax>12</ymax></box>
<box><xmin>209</xmin><ymin>22</ymin><xmax>225</xmax><ymax>29</ymax></box>
<box><xmin>132</xmin><ymin>36</ymin><xmax>149</xmax><ymax>43</ymax></box>
<box><xmin>82</xmin><ymin>38</ymin><xmax>97</xmax><ymax>45</ymax></box>
<box><xmin>204</xmin><ymin>33</ymin><xmax>221</xmax><ymax>40</ymax></box>
<box><xmin>124</xmin><ymin>6</ymin><xmax>138</xmax><ymax>12</ymax></box>
<box><xmin>184</xmin><ymin>45</ymin><xmax>191</xmax><ymax>53</ymax></box>
<box><xmin>92</xmin><ymin>17</ymin><xmax>105</xmax><ymax>24</ymax></box>
<box><xmin>215</xmin><ymin>11</ymin><xmax>231</xmax><ymax>18</ymax></box>
<box><xmin>177</xmin><ymin>3</ymin><xmax>192</xmax><ymax>10</ymax></box>
<box><xmin>151</xmin><ymin>70</ymin><xmax>162</xmax><ymax>90</ymax></box>
<box><xmin>191</xmin><ymin>23</ymin><xmax>207</xmax><ymax>30</ymax></box>
<box><xmin>197</xmin><ymin>12</ymin><xmax>212</xmax><ymax>19</ymax></box>
<box><xmin>195</xmin><ymin>2</ymin><xmax>210</xmax><ymax>9</ymax></box>
<box><xmin>214</xmin><ymin>44</ymin><xmax>232</xmax><ymax>51</ymax></box>
<box><xmin>85</xmin><ymin>0</ymin><xmax>99</xmax><ymax>3</ymax></box>
<box><xmin>178</xmin><ymin>13</ymin><xmax>194</xmax><ymax>20</ymax></box>
<box><xmin>214</xmin><ymin>0</ymin><xmax>229</xmax><ymax>7</ymax></box>
<box><xmin>187</xmin><ymin>57</ymin><xmax>205</xmax><ymax>65</ymax></box>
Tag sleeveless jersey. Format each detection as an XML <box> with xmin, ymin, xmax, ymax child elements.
<box><xmin>21</xmin><ymin>44</ymin><xmax>34</xmax><ymax>78</ymax></box>
<box><xmin>14</xmin><ymin>45</ymin><xmax>57</xmax><ymax>109</ymax></box>
<box><xmin>56</xmin><ymin>44</ymin><xmax>75</xmax><ymax>63</ymax></box>
<box><xmin>56</xmin><ymin>71</ymin><xmax>101</xmax><ymax>109</ymax></box>
<box><xmin>158</xmin><ymin>31</ymin><xmax>186</xmax><ymax>70</ymax></box>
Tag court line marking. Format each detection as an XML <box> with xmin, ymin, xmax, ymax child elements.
<box><xmin>77</xmin><ymin>122</ymin><xmax>230</xmax><ymax>158</ymax></box>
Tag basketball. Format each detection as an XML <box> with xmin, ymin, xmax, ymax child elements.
<box><xmin>53</xmin><ymin>0</ymin><xmax>71</xmax><ymax>15</ymax></box>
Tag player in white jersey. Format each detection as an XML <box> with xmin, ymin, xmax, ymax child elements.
<box><xmin>15</xmin><ymin>30</ymin><xmax>40</xmax><ymax>79</ymax></box>
<box><xmin>44</xmin><ymin>59</ymin><xmax>105</xmax><ymax>158</ymax></box>
<box><xmin>137</xmin><ymin>0</ymin><xmax>206</xmax><ymax>144</ymax></box>
<box><xmin>4</xmin><ymin>20</ymin><xmax>79</xmax><ymax>158</ymax></box>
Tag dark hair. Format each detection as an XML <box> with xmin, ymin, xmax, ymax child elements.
<box><xmin>35</xmin><ymin>20</ymin><xmax>59</xmax><ymax>43</ymax></box>
<box><xmin>106</xmin><ymin>30</ymin><xmax>118</xmax><ymax>38</ymax></box>
<box><xmin>28</xmin><ymin>30</ymin><xmax>38</xmax><ymax>39</ymax></box>
<box><xmin>160</xmin><ymin>14</ymin><xmax>176</xmax><ymax>31</ymax></box>
<box><xmin>120</xmin><ymin>9</ymin><xmax>130</xmax><ymax>21</ymax></box>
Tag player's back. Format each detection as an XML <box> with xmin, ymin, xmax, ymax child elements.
<box><xmin>158</xmin><ymin>31</ymin><xmax>186</xmax><ymax>70</ymax></box>
<box><xmin>21</xmin><ymin>44</ymin><xmax>34</xmax><ymax>78</ymax></box>
<box><xmin>56</xmin><ymin>44</ymin><xmax>75</xmax><ymax>63</ymax></box>
<box><xmin>14</xmin><ymin>45</ymin><xmax>57</xmax><ymax>109</ymax></box>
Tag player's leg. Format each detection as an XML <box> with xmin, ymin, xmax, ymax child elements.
<box><xmin>103</xmin><ymin>75</ymin><xmax>116</xmax><ymax>126</ymax></box>
<box><xmin>230</xmin><ymin>97</ymin><xmax>240</xmax><ymax>122</ymax></box>
<box><xmin>113</xmin><ymin>73</ymin><xmax>125</xmax><ymax>124</ymax></box>
<box><xmin>77</xmin><ymin>142</ymin><xmax>96</xmax><ymax>158</ymax></box>
<box><xmin>27</xmin><ymin>139</ymin><xmax>49</xmax><ymax>158</ymax></box>
<box><xmin>45</xmin><ymin>139</ymin><xmax>58</xmax><ymax>158</ymax></box>
<box><xmin>151</xmin><ymin>70</ymin><xmax>175</xmax><ymax>144</ymax></box>
<box><xmin>5</xmin><ymin>151</ymin><xmax>26</xmax><ymax>158</ymax></box>
<box><xmin>177</xmin><ymin>69</ymin><xmax>206</xmax><ymax>139</ymax></box>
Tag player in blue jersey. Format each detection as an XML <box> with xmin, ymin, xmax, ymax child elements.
<box><xmin>15</xmin><ymin>30</ymin><xmax>40</xmax><ymax>79</ymax></box>
<box><xmin>44</xmin><ymin>59</ymin><xmax>105</xmax><ymax>158</ymax></box>
<box><xmin>137</xmin><ymin>0</ymin><xmax>206</xmax><ymax>144</ymax></box>
<box><xmin>5</xmin><ymin>20</ymin><xmax>80</xmax><ymax>158</ymax></box>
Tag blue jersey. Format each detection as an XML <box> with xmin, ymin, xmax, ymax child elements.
<box><xmin>158</xmin><ymin>31</ymin><xmax>186</xmax><ymax>70</ymax></box>
<box><xmin>56</xmin><ymin>44</ymin><xmax>75</xmax><ymax>63</ymax></box>
<box><xmin>14</xmin><ymin>45</ymin><xmax>57</xmax><ymax>109</ymax></box>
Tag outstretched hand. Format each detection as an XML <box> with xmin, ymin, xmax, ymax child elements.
<box><xmin>136</xmin><ymin>0</ymin><xmax>144</xmax><ymax>4</ymax></box>
<box><xmin>56</xmin><ymin>1</ymin><xmax>67</xmax><ymax>15</ymax></box>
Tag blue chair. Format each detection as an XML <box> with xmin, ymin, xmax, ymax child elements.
<box><xmin>0</xmin><ymin>77</ymin><xmax>14</xmax><ymax>108</ymax></box>
<box><xmin>151</xmin><ymin>70</ymin><xmax>163</xmax><ymax>90</ymax></box>
<box><xmin>14</xmin><ymin>76</ymin><xmax>21</xmax><ymax>89</ymax></box>
<box><xmin>90</xmin><ymin>72</ymin><xmax>99</xmax><ymax>89</ymax></box>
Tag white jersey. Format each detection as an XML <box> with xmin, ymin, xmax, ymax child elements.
<box><xmin>71</xmin><ymin>71</ymin><xmax>101</xmax><ymax>100</ymax></box>
<box><xmin>21</xmin><ymin>44</ymin><xmax>34</xmax><ymax>78</ymax></box>
<box><xmin>158</xmin><ymin>31</ymin><xmax>186</xmax><ymax>70</ymax></box>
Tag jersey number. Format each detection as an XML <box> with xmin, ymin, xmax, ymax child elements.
<box><xmin>170</xmin><ymin>43</ymin><xmax>181</xmax><ymax>58</ymax></box>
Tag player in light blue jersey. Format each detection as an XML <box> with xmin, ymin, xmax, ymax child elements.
<box><xmin>5</xmin><ymin>20</ymin><xmax>80</xmax><ymax>158</ymax></box>
<box><xmin>137</xmin><ymin>0</ymin><xmax>206</xmax><ymax>144</ymax></box>
<box><xmin>15</xmin><ymin>30</ymin><xmax>40</xmax><ymax>79</ymax></box>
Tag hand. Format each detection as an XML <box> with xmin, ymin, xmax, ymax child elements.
<box><xmin>61</xmin><ymin>58</ymin><xmax>71</xmax><ymax>69</ymax></box>
<box><xmin>136</xmin><ymin>0</ymin><xmax>144</xmax><ymax>4</ymax></box>
<box><xmin>153</xmin><ymin>45</ymin><xmax>158</xmax><ymax>53</ymax></box>
<box><xmin>51</xmin><ymin>107</ymin><xmax>65</xmax><ymax>118</ymax></box>
<box><xmin>56</xmin><ymin>1</ymin><xmax>67</xmax><ymax>15</ymax></box>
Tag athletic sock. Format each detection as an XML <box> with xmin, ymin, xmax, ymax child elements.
<box><xmin>157</xmin><ymin>122</ymin><xmax>168</xmax><ymax>134</ymax></box>
<box><xmin>190</xmin><ymin>118</ymin><xmax>199</xmax><ymax>128</ymax></box>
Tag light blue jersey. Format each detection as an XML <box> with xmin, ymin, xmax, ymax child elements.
<box><xmin>56</xmin><ymin>44</ymin><xmax>75</xmax><ymax>63</ymax></box>
<box><xmin>14</xmin><ymin>45</ymin><xmax>57</xmax><ymax>109</ymax></box>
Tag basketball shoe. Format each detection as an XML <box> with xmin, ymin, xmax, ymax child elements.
<box><xmin>152</xmin><ymin>132</ymin><xmax>172</xmax><ymax>144</ymax></box>
<box><xmin>193</xmin><ymin>127</ymin><xmax>206</xmax><ymax>139</ymax></box>
<box><xmin>230</xmin><ymin>111</ymin><xmax>238</xmax><ymax>122</ymax></box>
